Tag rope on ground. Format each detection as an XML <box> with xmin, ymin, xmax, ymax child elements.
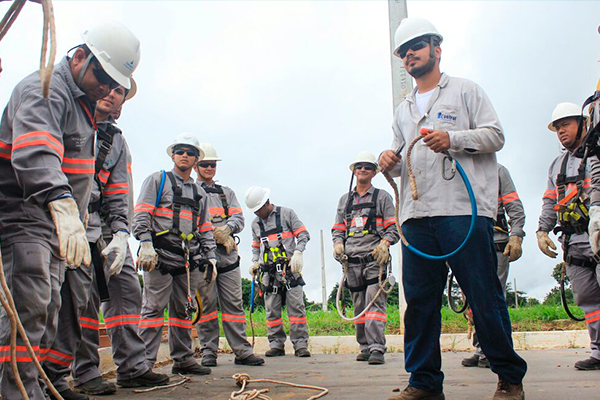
<box><xmin>0</xmin><ymin>0</ymin><xmax>56</xmax><ymax>98</ymax></box>
<box><xmin>230</xmin><ymin>373</ymin><xmax>329</xmax><ymax>400</ymax></box>
<box><xmin>0</xmin><ymin>250</ymin><xmax>64</xmax><ymax>400</ymax></box>
<box><xmin>132</xmin><ymin>374</ymin><xmax>191</xmax><ymax>393</ymax></box>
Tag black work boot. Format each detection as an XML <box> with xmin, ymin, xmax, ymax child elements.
<box><xmin>201</xmin><ymin>353</ymin><xmax>217</xmax><ymax>367</ymax></box>
<box><xmin>172</xmin><ymin>362</ymin><xmax>212</xmax><ymax>375</ymax></box>
<box><xmin>294</xmin><ymin>348</ymin><xmax>311</xmax><ymax>357</ymax></box>
<box><xmin>235</xmin><ymin>354</ymin><xmax>265</xmax><ymax>365</ymax></box>
<box><xmin>574</xmin><ymin>357</ymin><xmax>600</xmax><ymax>370</ymax></box>
<box><xmin>75</xmin><ymin>376</ymin><xmax>117</xmax><ymax>395</ymax></box>
<box><xmin>386</xmin><ymin>385</ymin><xmax>445</xmax><ymax>400</ymax></box>
<box><xmin>493</xmin><ymin>379</ymin><xmax>524</xmax><ymax>400</ymax></box>
<box><xmin>461</xmin><ymin>353</ymin><xmax>480</xmax><ymax>367</ymax></box>
<box><xmin>478</xmin><ymin>356</ymin><xmax>490</xmax><ymax>368</ymax></box>
<box><xmin>48</xmin><ymin>388</ymin><xmax>89</xmax><ymax>400</ymax></box>
<box><xmin>117</xmin><ymin>370</ymin><xmax>170</xmax><ymax>388</ymax></box>
<box><xmin>356</xmin><ymin>349</ymin><xmax>370</xmax><ymax>362</ymax></box>
<box><xmin>265</xmin><ymin>348</ymin><xmax>285</xmax><ymax>357</ymax></box>
<box><xmin>368</xmin><ymin>350</ymin><xmax>385</xmax><ymax>365</ymax></box>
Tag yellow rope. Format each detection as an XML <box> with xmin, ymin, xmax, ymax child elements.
<box><xmin>230</xmin><ymin>373</ymin><xmax>329</xmax><ymax>400</ymax></box>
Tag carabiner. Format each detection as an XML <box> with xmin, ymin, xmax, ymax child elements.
<box><xmin>442</xmin><ymin>152</ymin><xmax>456</xmax><ymax>181</ymax></box>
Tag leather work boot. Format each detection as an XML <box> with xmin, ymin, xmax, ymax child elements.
<box><xmin>75</xmin><ymin>376</ymin><xmax>117</xmax><ymax>395</ymax></box>
<box><xmin>235</xmin><ymin>354</ymin><xmax>265</xmax><ymax>365</ymax></box>
<box><xmin>172</xmin><ymin>362</ymin><xmax>212</xmax><ymax>375</ymax></box>
<box><xmin>117</xmin><ymin>369</ymin><xmax>170</xmax><ymax>388</ymax></box>
<box><xmin>356</xmin><ymin>349</ymin><xmax>370</xmax><ymax>362</ymax></box>
<box><xmin>461</xmin><ymin>353</ymin><xmax>480</xmax><ymax>367</ymax></box>
<box><xmin>201</xmin><ymin>353</ymin><xmax>217</xmax><ymax>367</ymax></box>
<box><xmin>478</xmin><ymin>356</ymin><xmax>490</xmax><ymax>368</ymax></box>
<box><xmin>295</xmin><ymin>348</ymin><xmax>311</xmax><ymax>357</ymax></box>
<box><xmin>386</xmin><ymin>385</ymin><xmax>445</xmax><ymax>400</ymax></box>
<box><xmin>493</xmin><ymin>379</ymin><xmax>524</xmax><ymax>400</ymax></box>
<box><xmin>265</xmin><ymin>348</ymin><xmax>285</xmax><ymax>357</ymax></box>
<box><xmin>574</xmin><ymin>357</ymin><xmax>600</xmax><ymax>370</ymax></box>
<box><xmin>48</xmin><ymin>388</ymin><xmax>89</xmax><ymax>400</ymax></box>
<box><xmin>368</xmin><ymin>350</ymin><xmax>385</xmax><ymax>365</ymax></box>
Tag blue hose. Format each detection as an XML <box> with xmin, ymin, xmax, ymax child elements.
<box><xmin>250</xmin><ymin>278</ymin><xmax>256</xmax><ymax>313</ymax></box>
<box><xmin>403</xmin><ymin>157</ymin><xmax>478</xmax><ymax>260</ymax></box>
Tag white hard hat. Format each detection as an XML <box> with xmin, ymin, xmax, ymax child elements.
<box><xmin>124</xmin><ymin>78</ymin><xmax>137</xmax><ymax>101</ymax></box>
<box><xmin>198</xmin><ymin>143</ymin><xmax>221</xmax><ymax>161</ymax></box>
<box><xmin>245</xmin><ymin>186</ymin><xmax>270</xmax><ymax>213</ymax></box>
<box><xmin>548</xmin><ymin>102</ymin><xmax>588</xmax><ymax>131</ymax></box>
<box><xmin>167</xmin><ymin>132</ymin><xmax>205</xmax><ymax>159</ymax></box>
<box><xmin>349</xmin><ymin>151</ymin><xmax>380</xmax><ymax>173</ymax></box>
<box><xmin>393</xmin><ymin>17</ymin><xmax>443</xmax><ymax>58</ymax></box>
<box><xmin>81</xmin><ymin>21</ymin><xmax>141</xmax><ymax>89</ymax></box>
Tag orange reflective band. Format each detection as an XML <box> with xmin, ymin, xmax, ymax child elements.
<box><xmin>0</xmin><ymin>140</ymin><xmax>11</xmax><ymax>150</ymax></box>
<box><xmin>169</xmin><ymin>317</ymin><xmax>193</xmax><ymax>329</ymax></box>
<box><xmin>199</xmin><ymin>222</ymin><xmax>214</xmax><ymax>232</ymax></box>
<box><xmin>229</xmin><ymin>207</ymin><xmax>242</xmax><ymax>215</ymax></box>
<box><xmin>209</xmin><ymin>207</ymin><xmax>226</xmax><ymax>216</ymax></box>
<box><xmin>252</xmin><ymin>241</ymin><xmax>260</xmax><ymax>248</ymax></box>
<box><xmin>139</xmin><ymin>317</ymin><xmax>166</xmax><ymax>329</ymax></box>
<box><xmin>222</xmin><ymin>313</ymin><xmax>246</xmax><ymax>323</ymax></box>
<box><xmin>13</xmin><ymin>131</ymin><xmax>64</xmax><ymax>158</ymax></box>
<box><xmin>197</xmin><ymin>310</ymin><xmax>218</xmax><ymax>324</ymax></box>
<box><xmin>266</xmin><ymin>318</ymin><xmax>283</xmax><ymax>327</ymax></box>
<box><xmin>353</xmin><ymin>318</ymin><xmax>366</xmax><ymax>325</ymax></box>
<box><xmin>383</xmin><ymin>217</ymin><xmax>396</xmax><ymax>228</ymax></box>
<box><xmin>293</xmin><ymin>226</ymin><xmax>307</xmax><ymax>237</ymax></box>
<box><xmin>332</xmin><ymin>223</ymin><xmax>346</xmax><ymax>231</ymax></box>
<box><xmin>104</xmin><ymin>314</ymin><xmax>140</xmax><ymax>329</ymax></box>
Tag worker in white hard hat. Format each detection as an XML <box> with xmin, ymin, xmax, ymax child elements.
<box><xmin>246</xmin><ymin>187</ymin><xmax>311</xmax><ymax>357</ymax></box>
<box><xmin>65</xmin><ymin>80</ymin><xmax>169</xmax><ymax>398</ymax></box>
<box><xmin>538</xmin><ymin>102</ymin><xmax>600</xmax><ymax>372</ymax></box>
<box><xmin>193</xmin><ymin>143</ymin><xmax>264</xmax><ymax>367</ymax></box>
<box><xmin>133</xmin><ymin>133</ymin><xmax>217</xmax><ymax>377</ymax></box>
<box><xmin>379</xmin><ymin>17</ymin><xmax>526</xmax><ymax>400</ymax></box>
<box><xmin>0</xmin><ymin>21</ymin><xmax>140</xmax><ymax>400</ymax></box>
<box><xmin>332</xmin><ymin>151</ymin><xmax>399</xmax><ymax>365</ymax></box>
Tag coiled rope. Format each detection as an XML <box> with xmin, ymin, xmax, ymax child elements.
<box><xmin>230</xmin><ymin>373</ymin><xmax>328</xmax><ymax>400</ymax></box>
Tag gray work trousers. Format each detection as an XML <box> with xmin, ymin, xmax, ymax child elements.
<box><xmin>346</xmin><ymin>261</ymin><xmax>387</xmax><ymax>354</ymax></box>
<box><xmin>196</xmin><ymin>265</ymin><xmax>253</xmax><ymax>360</ymax></box>
<box><xmin>0</xmin><ymin>242</ymin><xmax>64</xmax><ymax>400</ymax></box>
<box><xmin>43</xmin><ymin>260</ymin><xmax>94</xmax><ymax>393</ymax></box>
<box><xmin>264</xmin><ymin>281</ymin><xmax>309</xmax><ymax>351</ymax></box>
<box><xmin>474</xmin><ymin>249</ymin><xmax>509</xmax><ymax>357</ymax></box>
<box><xmin>567</xmin><ymin>262</ymin><xmax>600</xmax><ymax>360</ymax></box>
<box><xmin>72</xmin><ymin>248</ymin><xmax>149</xmax><ymax>386</ymax></box>
<box><xmin>139</xmin><ymin>267</ymin><xmax>201</xmax><ymax>369</ymax></box>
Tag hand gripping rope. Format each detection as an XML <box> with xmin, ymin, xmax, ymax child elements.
<box><xmin>383</xmin><ymin>130</ymin><xmax>478</xmax><ymax>261</ymax></box>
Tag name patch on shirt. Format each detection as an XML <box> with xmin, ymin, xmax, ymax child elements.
<box><xmin>436</xmin><ymin>111</ymin><xmax>457</xmax><ymax>125</ymax></box>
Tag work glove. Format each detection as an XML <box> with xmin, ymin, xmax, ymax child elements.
<box><xmin>372</xmin><ymin>240</ymin><xmax>391</xmax><ymax>266</ymax></box>
<box><xmin>214</xmin><ymin>225</ymin><xmax>237</xmax><ymax>254</ymax></box>
<box><xmin>48</xmin><ymin>197</ymin><xmax>91</xmax><ymax>268</ymax></box>
<box><xmin>207</xmin><ymin>258</ymin><xmax>218</xmax><ymax>283</ymax></box>
<box><xmin>333</xmin><ymin>243</ymin><xmax>345</xmax><ymax>258</ymax></box>
<box><xmin>101</xmin><ymin>231</ymin><xmax>129</xmax><ymax>275</ymax></box>
<box><xmin>536</xmin><ymin>231</ymin><xmax>558</xmax><ymax>259</ymax></box>
<box><xmin>503</xmin><ymin>235</ymin><xmax>523</xmax><ymax>262</ymax></box>
<box><xmin>290</xmin><ymin>250</ymin><xmax>303</xmax><ymax>274</ymax></box>
<box><xmin>588</xmin><ymin>206</ymin><xmax>600</xmax><ymax>255</ymax></box>
<box><xmin>249</xmin><ymin>261</ymin><xmax>260</xmax><ymax>276</ymax></box>
<box><xmin>138</xmin><ymin>240</ymin><xmax>158</xmax><ymax>272</ymax></box>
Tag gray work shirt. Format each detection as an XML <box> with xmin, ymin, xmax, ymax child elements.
<box><xmin>495</xmin><ymin>164</ymin><xmax>526</xmax><ymax>243</ymax></box>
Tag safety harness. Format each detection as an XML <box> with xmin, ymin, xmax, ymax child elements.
<box><xmin>553</xmin><ymin>153</ymin><xmax>590</xmax><ymax>236</ymax></box>
<box><xmin>258</xmin><ymin>207</ymin><xmax>305</xmax><ymax>296</ymax></box>
<box><xmin>493</xmin><ymin>173</ymin><xmax>510</xmax><ymax>253</ymax></box>
<box><xmin>202</xmin><ymin>182</ymin><xmax>240</xmax><ymax>274</ymax></box>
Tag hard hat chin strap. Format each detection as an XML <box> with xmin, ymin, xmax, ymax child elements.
<box><xmin>76</xmin><ymin>53</ymin><xmax>94</xmax><ymax>88</ymax></box>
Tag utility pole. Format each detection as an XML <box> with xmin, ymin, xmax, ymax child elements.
<box><xmin>387</xmin><ymin>0</ymin><xmax>412</xmax><ymax>334</ymax></box>
<box><xmin>320</xmin><ymin>230</ymin><xmax>327</xmax><ymax>311</ymax></box>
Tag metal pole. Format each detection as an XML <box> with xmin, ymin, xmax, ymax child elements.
<box><xmin>320</xmin><ymin>230</ymin><xmax>327</xmax><ymax>311</ymax></box>
<box><xmin>514</xmin><ymin>278</ymin><xmax>519</xmax><ymax>309</ymax></box>
<box><xmin>388</xmin><ymin>0</ymin><xmax>412</xmax><ymax>334</ymax></box>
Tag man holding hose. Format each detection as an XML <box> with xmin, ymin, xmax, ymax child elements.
<box><xmin>379</xmin><ymin>17</ymin><xmax>526</xmax><ymax>400</ymax></box>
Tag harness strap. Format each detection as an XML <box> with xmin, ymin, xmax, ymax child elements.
<box><xmin>344</xmin><ymin>189</ymin><xmax>381</xmax><ymax>238</ymax></box>
<box><xmin>89</xmin><ymin>124</ymin><xmax>120</xmax><ymax>213</ymax></box>
<box><xmin>202</xmin><ymin>183</ymin><xmax>230</xmax><ymax>219</ymax></box>
<box><xmin>218</xmin><ymin>257</ymin><xmax>240</xmax><ymax>274</ymax></box>
<box><xmin>345</xmin><ymin>273</ymin><xmax>386</xmax><ymax>293</ymax></box>
<box><xmin>565</xmin><ymin>255</ymin><xmax>598</xmax><ymax>269</ymax></box>
<box><xmin>346</xmin><ymin>254</ymin><xmax>375</xmax><ymax>264</ymax></box>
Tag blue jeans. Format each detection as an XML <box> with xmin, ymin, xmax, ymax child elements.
<box><xmin>402</xmin><ymin>216</ymin><xmax>527</xmax><ymax>393</ymax></box>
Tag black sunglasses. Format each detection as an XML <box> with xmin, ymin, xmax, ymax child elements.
<box><xmin>198</xmin><ymin>161</ymin><xmax>217</xmax><ymax>168</ymax></box>
<box><xmin>399</xmin><ymin>39</ymin><xmax>429</xmax><ymax>59</ymax></box>
<box><xmin>354</xmin><ymin>163</ymin><xmax>376</xmax><ymax>171</ymax></box>
<box><xmin>92</xmin><ymin>59</ymin><xmax>119</xmax><ymax>90</ymax></box>
<box><xmin>174</xmin><ymin>149</ymin><xmax>199</xmax><ymax>157</ymax></box>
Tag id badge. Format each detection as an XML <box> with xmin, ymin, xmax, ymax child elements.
<box><xmin>354</xmin><ymin>216</ymin><xmax>364</xmax><ymax>229</ymax></box>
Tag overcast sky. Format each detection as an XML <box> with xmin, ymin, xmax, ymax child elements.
<box><xmin>1</xmin><ymin>1</ymin><xmax>599</xmax><ymax>303</ymax></box>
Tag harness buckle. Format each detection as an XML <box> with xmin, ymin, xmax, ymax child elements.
<box><xmin>285</xmin><ymin>282</ymin><xmax>292</xmax><ymax>291</ymax></box>
<box><xmin>271</xmin><ymin>286</ymin><xmax>278</xmax><ymax>295</ymax></box>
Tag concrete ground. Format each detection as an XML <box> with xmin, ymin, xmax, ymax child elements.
<box><xmin>102</xmin><ymin>349</ymin><xmax>599</xmax><ymax>400</ymax></box>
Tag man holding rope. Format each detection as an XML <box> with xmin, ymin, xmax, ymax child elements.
<box><xmin>332</xmin><ymin>151</ymin><xmax>398</xmax><ymax>365</ymax></box>
<box><xmin>379</xmin><ymin>17</ymin><xmax>526</xmax><ymax>400</ymax></box>
<box><xmin>0</xmin><ymin>21</ymin><xmax>139</xmax><ymax>399</ymax></box>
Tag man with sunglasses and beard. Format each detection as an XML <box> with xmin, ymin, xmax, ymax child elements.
<box><xmin>379</xmin><ymin>18</ymin><xmax>526</xmax><ymax>400</ymax></box>
<box><xmin>0</xmin><ymin>21</ymin><xmax>140</xmax><ymax>400</ymax></box>
<box><xmin>134</xmin><ymin>133</ymin><xmax>217</xmax><ymax>377</ymax></box>
<box><xmin>332</xmin><ymin>151</ymin><xmax>398</xmax><ymax>366</ymax></box>
<box><xmin>193</xmin><ymin>143</ymin><xmax>264</xmax><ymax>367</ymax></box>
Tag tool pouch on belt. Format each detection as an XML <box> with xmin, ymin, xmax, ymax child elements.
<box><xmin>553</xmin><ymin>188</ymin><xmax>590</xmax><ymax>235</ymax></box>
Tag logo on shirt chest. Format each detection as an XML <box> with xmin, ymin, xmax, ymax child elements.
<box><xmin>436</xmin><ymin>111</ymin><xmax>457</xmax><ymax>124</ymax></box>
